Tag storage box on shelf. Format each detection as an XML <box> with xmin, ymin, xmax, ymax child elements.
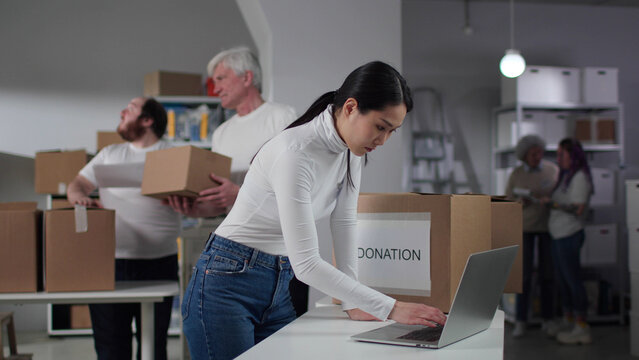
<box><xmin>501</xmin><ymin>65</ymin><xmax>581</xmax><ymax>105</ymax></box>
<box><xmin>144</xmin><ymin>71</ymin><xmax>203</xmax><ymax>97</ymax></box>
<box><xmin>581</xmin><ymin>67</ymin><xmax>618</xmax><ymax>105</ymax></box>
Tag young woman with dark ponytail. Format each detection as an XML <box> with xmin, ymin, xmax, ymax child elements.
<box><xmin>541</xmin><ymin>138</ymin><xmax>594</xmax><ymax>345</ymax></box>
<box><xmin>182</xmin><ymin>61</ymin><xmax>447</xmax><ymax>360</ymax></box>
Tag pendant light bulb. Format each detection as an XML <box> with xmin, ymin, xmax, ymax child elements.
<box><xmin>500</xmin><ymin>49</ymin><xmax>526</xmax><ymax>78</ymax></box>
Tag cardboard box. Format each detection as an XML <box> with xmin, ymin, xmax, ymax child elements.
<box><xmin>44</xmin><ymin>208</ymin><xmax>115</xmax><ymax>292</ymax></box>
<box><xmin>353</xmin><ymin>193</ymin><xmax>492</xmax><ymax>312</ymax></box>
<box><xmin>0</xmin><ymin>202</ymin><xmax>42</xmax><ymax>293</ymax></box>
<box><xmin>97</xmin><ymin>131</ymin><xmax>125</xmax><ymax>152</ymax></box>
<box><xmin>35</xmin><ymin>150</ymin><xmax>87</xmax><ymax>194</ymax></box>
<box><xmin>143</xmin><ymin>71</ymin><xmax>203</xmax><ymax>97</ymax></box>
<box><xmin>596</xmin><ymin>119</ymin><xmax>616</xmax><ymax>143</ymax></box>
<box><xmin>574</xmin><ymin>118</ymin><xmax>592</xmax><ymax>143</ymax></box>
<box><xmin>50</xmin><ymin>198</ymin><xmax>72</xmax><ymax>209</ymax></box>
<box><xmin>490</xmin><ymin>197</ymin><xmax>523</xmax><ymax>293</ymax></box>
<box><xmin>141</xmin><ymin>146</ymin><xmax>231</xmax><ymax>199</ymax></box>
<box><xmin>70</xmin><ymin>305</ymin><xmax>92</xmax><ymax>329</ymax></box>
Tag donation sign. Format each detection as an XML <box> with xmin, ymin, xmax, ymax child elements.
<box><xmin>356</xmin><ymin>212</ymin><xmax>431</xmax><ymax>296</ymax></box>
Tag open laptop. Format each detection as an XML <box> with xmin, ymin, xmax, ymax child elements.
<box><xmin>351</xmin><ymin>245</ymin><xmax>519</xmax><ymax>349</ymax></box>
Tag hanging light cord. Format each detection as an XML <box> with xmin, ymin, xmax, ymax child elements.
<box><xmin>509</xmin><ymin>0</ymin><xmax>515</xmax><ymax>49</ymax></box>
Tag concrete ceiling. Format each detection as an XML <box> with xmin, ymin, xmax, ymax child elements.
<box><xmin>442</xmin><ymin>0</ymin><xmax>639</xmax><ymax>7</ymax></box>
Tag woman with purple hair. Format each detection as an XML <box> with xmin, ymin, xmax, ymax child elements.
<box><xmin>541</xmin><ymin>138</ymin><xmax>594</xmax><ymax>345</ymax></box>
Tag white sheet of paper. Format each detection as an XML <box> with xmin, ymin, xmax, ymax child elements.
<box><xmin>356</xmin><ymin>212</ymin><xmax>431</xmax><ymax>296</ymax></box>
<box><xmin>94</xmin><ymin>163</ymin><xmax>144</xmax><ymax>188</ymax></box>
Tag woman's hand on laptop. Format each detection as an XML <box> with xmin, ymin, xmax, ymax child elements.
<box><xmin>389</xmin><ymin>301</ymin><xmax>447</xmax><ymax>327</ymax></box>
<box><xmin>346</xmin><ymin>308</ymin><xmax>381</xmax><ymax>321</ymax></box>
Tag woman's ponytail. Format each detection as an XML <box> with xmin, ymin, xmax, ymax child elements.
<box><xmin>285</xmin><ymin>91</ymin><xmax>336</xmax><ymax>130</ymax></box>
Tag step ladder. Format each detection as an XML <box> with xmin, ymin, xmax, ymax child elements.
<box><xmin>0</xmin><ymin>312</ymin><xmax>32</xmax><ymax>360</ymax></box>
<box><xmin>408</xmin><ymin>87</ymin><xmax>481</xmax><ymax>194</ymax></box>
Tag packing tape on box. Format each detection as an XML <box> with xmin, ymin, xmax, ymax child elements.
<box><xmin>74</xmin><ymin>204</ymin><xmax>88</xmax><ymax>233</ymax></box>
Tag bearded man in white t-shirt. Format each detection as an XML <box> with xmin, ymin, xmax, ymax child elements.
<box><xmin>67</xmin><ymin>97</ymin><xmax>180</xmax><ymax>360</ymax></box>
<box><xmin>164</xmin><ymin>47</ymin><xmax>310</xmax><ymax>317</ymax></box>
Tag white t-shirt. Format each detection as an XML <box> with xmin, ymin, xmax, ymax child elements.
<box><xmin>549</xmin><ymin>170</ymin><xmax>592</xmax><ymax>239</ymax></box>
<box><xmin>215</xmin><ymin>107</ymin><xmax>396</xmax><ymax>321</ymax></box>
<box><xmin>211</xmin><ymin>102</ymin><xmax>296</xmax><ymax>185</ymax></box>
<box><xmin>79</xmin><ymin>141</ymin><xmax>181</xmax><ymax>259</ymax></box>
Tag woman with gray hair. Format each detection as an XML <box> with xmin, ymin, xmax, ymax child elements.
<box><xmin>505</xmin><ymin>134</ymin><xmax>559</xmax><ymax>338</ymax></box>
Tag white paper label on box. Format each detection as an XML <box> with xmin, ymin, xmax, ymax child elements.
<box><xmin>94</xmin><ymin>163</ymin><xmax>144</xmax><ymax>188</ymax></box>
<box><xmin>356</xmin><ymin>212</ymin><xmax>431</xmax><ymax>296</ymax></box>
<box><xmin>57</xmin><ymin>182</ymin><xmax>67</xmax><ymax>195</ymax></box>
<box><xmin>74</xmin><ymin>204</ymin><xmax>88</xmax><ymax>233</ymax></box>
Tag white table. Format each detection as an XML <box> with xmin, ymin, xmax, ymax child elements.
<box><xmin>0</xmin><ymin>280</ymin><xmax>179</xmax><ymax>360</ymax></box>
<box><xmin>237</xmin><ymin>299</ymin><xmax>504</xmax><ymax>360</ymax></box>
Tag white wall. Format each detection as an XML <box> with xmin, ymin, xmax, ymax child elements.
<box><xmin>0</xmin><ymin>0</ymin><xmax>254</xmax><ymax>332</ymax></box>
<box><xmin>402</xmin><ymin>0</ymin><xmax>639</xmax><ymax>192</ymax></box>
<box><xmin>240</xmin><ymin>0</ymin><xmax>404</xmax><ymax>194</ymax></box>
<box><xmin>0</xmin><ymin>0</ymin><xmax>255</xmax><ymax>157</ymax></box>
<box><xmin>238</xmin><ymin>0</ymin><xmax>403</xmax><ymax>309</ymax></box>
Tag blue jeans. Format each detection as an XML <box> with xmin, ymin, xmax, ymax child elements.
<box><xmin>182</xmin><ymin>234</ymin><xmax>297</xmax><ymax>360</ymax></box>
<box><xmin>551</xmin><ymin>229</ymin><xmax>588</xmax><ymax>318</ymax></box>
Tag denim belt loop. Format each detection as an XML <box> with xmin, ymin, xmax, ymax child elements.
<box><xmin>248</xmin><ymin>248</ymin><xmax>259</xmax><ymax>268</ymax></box>
<box><xmin>204</xmin><ymin>233</ymin><xmax>215</xmax><ymax>252</ymax></box>
<box><xmin>278</xmin><ymin>256</ymin><xmax>288</xmax><ymax>271</ymax></box>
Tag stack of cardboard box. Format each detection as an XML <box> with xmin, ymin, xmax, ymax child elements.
<box><xmin>0</xmin><ymin>202</ymin><xmax>42</xmax><ymax>293</ymax></box>
<box><xmin>334</xmin><ymin>193</ymin><xmax>522</xmax><ymax>312</ymax></box>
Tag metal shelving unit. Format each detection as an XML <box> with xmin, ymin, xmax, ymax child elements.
<box><xmin>491</xmin><ymin>102</ymin><xmax>627</xmax><ymax>324</ymax></box>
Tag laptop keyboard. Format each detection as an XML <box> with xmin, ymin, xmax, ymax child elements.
<box><xmin>397</xmin><ymin>325</ymin><xmax>443</xmax><ymax>342</ymax></box>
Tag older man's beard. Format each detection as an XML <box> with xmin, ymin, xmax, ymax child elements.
<box><xmin>117</xmin><ymin>117</ymin><xmax>146</xmax><ymax>142</ymax></box>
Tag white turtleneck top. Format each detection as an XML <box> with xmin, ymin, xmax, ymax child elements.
<box><xmin>215</xmin><ymin>107</ymin><xmax>396</xmax><ymax>320</ymax></box>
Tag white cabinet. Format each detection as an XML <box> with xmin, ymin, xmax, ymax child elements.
<box><xmin>581</xmin><ymin>224</ymin><xmax>617</xmax><ymax>266</ymax></box>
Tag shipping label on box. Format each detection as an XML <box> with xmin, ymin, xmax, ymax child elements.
<box><xmin>356</xmin><ymin>212</ymin><xmax>431</xmax><ymax>296</ymax></box>
<box><xmin>0</xmin><ymin>202</ymin><xmax>42</xmax><ymax>293</ymax></box>
<box><xmin>141</xmin><ymin>145</ymin><xmax>231</xmax><ymax>199</ymax></box>
<box><xmin>35</xmin><ymin>150</ymin><xmax>87</xmax><ymax>194</ymax></box>
<box><xmin>44</xmin><ymin>208</ymin><xmax>115</xmax><ymax>292</ymax></box>
<box><xmin>354</xmin><ymin>193</ymin><xmax>492</xmax><ymax>312</ymax></box>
